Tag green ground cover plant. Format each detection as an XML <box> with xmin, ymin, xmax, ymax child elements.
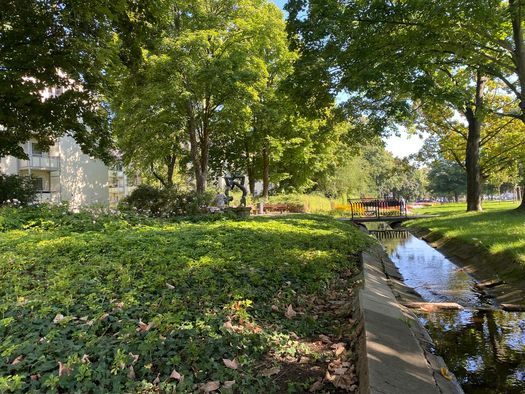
<box><xmin>0</xmin><ymin>206</ymin><xmax>369</xmax><ymax>393</ymax></box>
<box><xmin>407</xmin><ymin>201</ymin><xmax>525</xmax><ymax>271</ymax></box>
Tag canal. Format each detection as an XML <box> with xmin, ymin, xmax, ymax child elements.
<box><xmin>379</xmin><ymin>232</ymin><xmax>525</xmax><ymax>393</ymax></box>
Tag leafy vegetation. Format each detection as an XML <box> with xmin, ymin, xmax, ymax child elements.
<box><xmin>119</xmin><ymin>185</ymin><xmax>215</xmax><ymax>217</ymax></box>
<box><xmin>0</xmin><ymin>207</ymin><xmax>369</xmax><ymax>392</ymax></box>
<box><xmin>1</xmin><ymin>0</ymin><xmax>165</xmax><ymax>160</ymax></box>
<box><xmin>0</xmin><ymin>175</ymin><xmax>37</xmax><ymax>206</ymax></box>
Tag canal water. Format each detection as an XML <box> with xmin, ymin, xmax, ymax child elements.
<box><xmin>380</xmin><ymin>233</ymin><xmax>525</xmax><ymax>394</ymax></box>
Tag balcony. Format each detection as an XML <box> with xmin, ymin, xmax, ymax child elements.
<box><xmin>35</xmin><ymin>191</ymin><xmax>61</xmax><ymax>204</ymax></box>
<box><xmin>19</xmin><ymin>155</ymin><xmax>60</xmax><ymax>170</ymax></box>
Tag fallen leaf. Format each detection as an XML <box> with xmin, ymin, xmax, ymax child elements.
<box><xmin>53</xmin><ymin>313</ymin><xmax>65</xmax><ymax>323</ymax></box>
<box><xmin>200</xmin><ymin>381</ymin><xmax>220</xmax><ymax>392</ymax></box>
<box><xmin>127</xmin><ymin>365</ymin><xmax>136</xmax><ymax>380</ymax></box>
<box><xmin>30</xmin><ymin>374</ymin><xmax>40</xmax><ymax>381</ymax></box>
<box><xmin>223</xmin><ymin>358</ymin><xmax>239</xmax><ymax>370</ymax></box>
<box><xmin>334</xmin><ymin>367</ymin><xmax>348</xmax><ymax>375</ymax></box>
<box><xmin>271</xmin><ymin>305</ymin><xmax>279</xmax><ymax>311</ymax></box>
<box><xmin>81</xmin><ymin>354</ymin><xmax>91</xmax><ymax>364</ymax></box>
<box><xmin>325</xmin><ymin>370</ymin><xmax>335</xmax><ymax>381</ymax></box>
<box><xmin>58</xmin><ymin>362</ymin><xmax>72</xmax><ymax>377</ymax></box>
<box><xmin>309</xmin><ymin>379</ymin><xmax>324</xmax><ymax>392</ymax></box>
<box><xmin>153</xmin><ymin>373</ymin><xmax>160</xmax><ymax>385</ymax></box>
<box><xmin>170</xmin><ymin>369</ymin><xmax>182</xmax><ymax>380</ymax></box>
<box><xmin>11</xmin><ymin>355</ymin><xmax>23</xmax><ymax>365</ymax></box>
<box><xmin>223</xmin><ymin>380</ymin><xmax>235</xmax><ymax>389</ymax></box>
<box><xmin>223</xmin><ymin>320</ymin><xmax>242</xmax><ymax>332</ymax></box>
<box><xmin>260</xmin><ymin>366</ymin><xmax>281</xmax><ymax>377</ymax></box>
<box><xmin>333</xmin><ymin>374</ymin><xmax>355</xmax><ymax>390</ymax></box>
<box><xmin>136</xmin><ymin>319</ymin><xmax>153</xmax><ymax>332</ymax></box>
<box><xmin>332</xmin><ymin>343</ymin><xmax>346</xmax><ymax>357</ymax></box>
<box><xmin>440</xmin><ymin>367</ymin><xmax>453</xmax><ymax>381</ymax></box>
<box><xmin>129</xmin><ymin>353</ymin><xmax>139</xmax><ymax>365</ymax></box>
<box><xmin>166</xmin><ymin>282</ymin><xmax>175</xmax><ymax>289</ymax></box>
<box><xmin>319</xmin><ymin>334</ymin><xmax>332</xmax><ymax>344</ymax></box>
<box><xmin>244</xmin><ymin>321</ymin><xmax>262</xmax><ymax>333</ymax></box>
<box><xmin>285</xmin><ymin>304</ymin><xmax>297</xmax><ymax>319</ymax></box>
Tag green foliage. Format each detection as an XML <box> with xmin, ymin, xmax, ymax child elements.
<box><xmin>119</xmin><ymin>185</ymin><xmax>215</xmax><ymax>217</ymax></box>
<box><xmin>426</xmin><ymin>160</ymin><xmax>467</xmax><ymax>201</ymax></box>
<box><xmin>0</xmin><ymin>175</ymin><xmax>37</xmax><ymax>206</ymax></box>
<box><xmin>0</xmin><ymin>208</ymin><xmax>369</xmax><ymax>392</ymax></box>
<box><xmin>1</xmin><ymin>0</ymin><xmax>166</xmax><ymax>160</ymax></box>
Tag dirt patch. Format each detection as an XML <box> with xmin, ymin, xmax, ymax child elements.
<box><xmin>409</xmin><ymin>227</ymin><xmax>525</xmax><ymax>305</ymax></box>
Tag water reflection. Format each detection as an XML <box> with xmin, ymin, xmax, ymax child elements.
<box><xmin>382</xmin><ymin>235</ymin><xmax>493</xmax><ymax>307</ymax></box>
<box><xmin>382</xmin><ymin>233</ymin><xmax>525</xmax><ymax>393</ymax></box>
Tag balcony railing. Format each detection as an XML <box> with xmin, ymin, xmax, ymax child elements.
<box><xmin>35</xmin><ymin>191</ymin><xmax>61</xmax><ymax>203</ymax></box>
<box><xmin>19</xmin><ymin>155</ymin><xmax>60</xmax><ymax>170</ymax></box>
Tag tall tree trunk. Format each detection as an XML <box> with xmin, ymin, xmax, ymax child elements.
<box><xmin>511</xmin><ymin>0</ymin><xmax>525</xmax><ymax>118</ymax></box>
<box><xmin>454</xmin><ymin>191</ymin><xmax>459</xmax><ymax>203</ymax></box>
<box><xmin>247</xmin><ymin>164</ymin><xmax>256</xmax><ymax>196</ymax></box>
<box><xmin>464</xmin><ymin>72</ymin><xmax>488</xmax><ymax>212</ymax></box>
<box><xmin>186</xmin><ymin>101</ymin><xmax>205</xmax><ymax>194</ymax></box>
<box><xmin>509</xmin><ymin>1</ymin><xmax>525</xmax><ymax>210</ymax></box>
<box><xmin>262</xmin><ymin>142</ymin><xmax>270</xmax><ymax>200</ymax></box>
<box><xmin>166</xmin><ymin>155</ymin><xmax>176</xmax><ymax>188</ymax></box>
<box><xmin>465</xmin><ymin>107</ymin><xmax>483</xmax><ymax>212</ymax></box>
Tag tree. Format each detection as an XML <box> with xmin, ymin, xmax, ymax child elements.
<box><xmin>112</xmin><ymin>0</ymin><xmax>289</xmax><ymax>194</ymax></box>
<box><xmin>1</xmin><ymin>0</ymin><xmax>165</xmax><ymax>161</ymax></box>
<box><xmin>284</xmin><ymin>0</ymin><xmax>521</xmax><ymax>211</ymax></box>
<box><xmin>427</xmin><ymin>160</ymin><xmax>467</xmax><ymax>202</ymax></box>
<box><xmin>111</xmin><ymin>51</ymin><xmax>187</xmax><ymax>188</ymax></box>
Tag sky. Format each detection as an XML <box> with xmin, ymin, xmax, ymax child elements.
<box><xmin>271</xmin><ymin>0</ymin><xmax>423</xmax><ymax>158</ymax></box>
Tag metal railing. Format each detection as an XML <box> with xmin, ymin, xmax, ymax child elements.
<box><xmin>19</xmin><ymin>155</ymin><xmax>60</xmax><ymax>170</ymax></box>
<box><xmin>35</xmin><ymin>191</ymin><xmax>61</xmax><ymax>203</ymax></box>
<box><xmin>349</xmin><ymin>198</ymin><xmax>407</xmax><ymax>219</ymax></box>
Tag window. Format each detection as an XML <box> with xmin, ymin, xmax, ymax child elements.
<box><xmin>33</xmin><ymin>177</ymin><xmax>44</xmax><ymax>191</ymax></box>
<box><xmin>31</xmin><ymin>143</ymin><xmax>48</xmax><ymax>157</ymax></box>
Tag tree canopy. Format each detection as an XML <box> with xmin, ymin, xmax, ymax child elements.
<box><xmin>1</xmin><ymin>0</ymin><xmax>165</xmax><ymax>160</ymax></box>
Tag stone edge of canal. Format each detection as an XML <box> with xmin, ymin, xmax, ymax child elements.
<box><xmin>356</xmin><ymin>243</ymin><xmax>464</xmax><ymax>394</ymax></box>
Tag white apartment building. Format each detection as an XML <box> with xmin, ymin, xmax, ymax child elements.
<box><xmin>0</xmin><ymin>137</ymin><xmax>136</xmax><ymax>209</ymax></box>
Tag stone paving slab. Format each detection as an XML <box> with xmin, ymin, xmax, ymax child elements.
<box><xmin>358</xmin><ymin>245</ymin><xmax>463</xmax><ymax>394</ymax></box>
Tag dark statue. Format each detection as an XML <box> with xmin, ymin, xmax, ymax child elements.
<box><xmin>224</xmin><ymin>175</ymin><xmax>248</xmax><ymax>207</ymax></box>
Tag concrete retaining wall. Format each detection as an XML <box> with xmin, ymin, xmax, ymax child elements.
<box><xmin>357</xmin><ymin>244</ymin><xmax>463</xmax><ymax>394</ymax></box>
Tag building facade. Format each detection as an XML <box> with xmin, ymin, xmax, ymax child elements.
<box><xmin>0</xmin><ymin>137</ymin><xmax>136</xmax><ymax>209</ymax></box>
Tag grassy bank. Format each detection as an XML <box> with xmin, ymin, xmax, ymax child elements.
<box><xmin>0</xmin><ymin>206</ymin><xmax>369</xmax><ymax>393</ymax></box>
<box><xmin>406</xmin><ymin>201</ymin><xmax>525</xmax><ymax>270</ymax></box>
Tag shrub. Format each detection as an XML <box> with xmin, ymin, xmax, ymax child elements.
<box><xmin>0</xmin><ymin>174</ymin><xmax>37</xmax><ymax>206</ymax></box>
<box><xmin>119</xmin><ymin>185</ymin><xmax>215</xmax><ymax>217</ymax></box>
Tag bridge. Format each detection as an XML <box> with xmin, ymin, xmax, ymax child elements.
<box><xmin>337</xmin><ymin>199</ymin><xmax>434</xmax><ymax>225</ymax></box>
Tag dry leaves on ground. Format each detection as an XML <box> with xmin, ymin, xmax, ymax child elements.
<box><xmin>222</xmin><ymin>358</ymin><xmax>239</xmax><ymax>370</ymax></box>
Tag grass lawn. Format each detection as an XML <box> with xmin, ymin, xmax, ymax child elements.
<box><xmin>0</xmin><ymin>206</ymin><xmax>369</xmax><ymax>393</ymax></box>
<box><xmin>407</xmin><ymin>201</ymin><xmax>525</xmax><ymax>268</ymax></box>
